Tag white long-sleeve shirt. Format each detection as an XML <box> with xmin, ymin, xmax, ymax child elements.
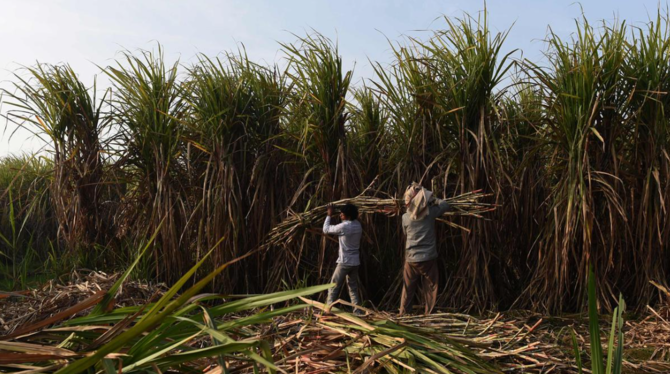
<box><xmin>323</xmin><ymin>216</ymin><xmax>363</xmax><ymax>266</ymax></box>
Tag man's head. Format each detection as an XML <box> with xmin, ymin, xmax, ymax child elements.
<box><xmin>340</xmin><ymin>203</ymin><xmax>359</xmax><ymax>221</ymax></box>
<box><xmin>403</xmin><ymin>182</ymin><xmax>435</xmax><ymax>220</ymax></box>
<box><xmin>404</xmin><ymin>183</ymin><xmax>421</xmax><ymax>207</ymax></box>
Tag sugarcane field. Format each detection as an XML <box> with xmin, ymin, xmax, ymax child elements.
<box><xmin>2</xmin><ymin>1</ymin><xmax>670</xmax><ymax>373</ymax></box>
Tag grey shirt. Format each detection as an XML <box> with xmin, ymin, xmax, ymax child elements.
<box><xmin>402</xmin><ymin>199</ymin><xmax>450</xmax><ymax>263</ymax></box>
<box><xmin>323</xmin><ymin>216</ymin><xmax>363</xmax><ymax>266</ymax></box>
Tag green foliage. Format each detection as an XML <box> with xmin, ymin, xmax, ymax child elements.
<box><xmin>105</xmin><ymin>46</ymin><xmax>190</xmax><ymax>282</ymax></box>
<box><xmin>0</xmin><ymin>155</ymin><xmax>55</xmax><ymax>289</ymax></box>
<box><xmin>572</xmin><ymin>266</ymin><xmax>625</xmax><ymax>374</ymax></box>
<box><xmin>281</xmin><ymin>33</ymin><xmax>358</xmax><ymax>200</ymax></box>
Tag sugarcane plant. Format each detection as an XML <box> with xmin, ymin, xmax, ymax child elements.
<box><xmin>522</xmin><ymin>17</ymin><xmax>630</xmax><ymax>312</ymax></box>
<box><xmin>623</xmin><ymin>10</ymin><xmax>670</xmax><ymax>305</ymax></box>
<box><xmin>350</xmin><ymin>86</ymin><xmax>387</xmax><ymax>188</ymax></box>
<box><xmin>185</xmin><ymin>50</ymin><xmax>291</xmax><ymax>292</ymax></box>
<box><xmin>0</xmin><ymin>155</ymin><xmax>54</xmax><ymax>288</ymax></box>
<box><xmin>4</xmin><ymin>64</ymin><xmax>109</xmax><ymax>256</ymax></box>
<box><xmin>280</xmin><ymin>32</ymin><xmax>358</xmax><ymax>202</ymax></box>
<box><xmin>105</xmin><ymin>46</ymin><xmax>190</xmax><ymax>283</ymax></box>
<box><xmin>422</xmin><ymin>11</ymin><xmax>515</xmax><ymax>311</ymax></box>
<box><xmin>571</xmin><ymin>265</ymin><xmax>626</xmax><ymax>374</ymax></box>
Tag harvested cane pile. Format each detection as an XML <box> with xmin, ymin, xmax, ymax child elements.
<box><xmin>224</xmin><ymin>303</ymin><xmax>670</xmax><ymax>374</ymax></box>
<box><xmin>0</xmin><ymin>271</ymin><xmax>166</xmax><ymax>336</ymax></box>
<box><xmin>263</xmin><ymin>190</ymin><xmax>494</xmax><ymax>248</ymax></box>
<box><xmin>2</xmin><ymin>273</ymin><xmax>669</xmax><ymax>373</ymax></box>
<box><xmin>394</xmin><ymin>310</ymin><xmax>670</xmax><ymax>373</ymax></box>
<box><xmin>622</xmin><ymin>306</ymin><xmax>670</xmax><ymax>371</ymax></box>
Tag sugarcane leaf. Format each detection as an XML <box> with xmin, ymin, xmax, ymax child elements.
<box><xmin>121</xmin><ymin>330</ymin><xmax>202</xmax><ymax>372</ymax></box>
<box><xmin>588</xmin><ymin>265</ymin><xmax>604</xmax><ymax>374</ymax></box>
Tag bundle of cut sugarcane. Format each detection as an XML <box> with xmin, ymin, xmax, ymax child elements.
<box><xmin>263</xmin><ymin>190</ymin><xmax>495</xmax><ymax>248</ymax></box>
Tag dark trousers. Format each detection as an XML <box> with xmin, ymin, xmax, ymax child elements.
<box><xmin>399</xmin><ymin>259</ymin><xmax>439</xmax><ymax>315</ymax></box>
<box><xmin>327</xmin><ymin>264</ymin><xmax>362</xmax><ymax>310</ymax></box>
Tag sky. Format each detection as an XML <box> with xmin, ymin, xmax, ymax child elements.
<box><xmin>0</xmin><ymin>0</ymin><xmax>667</xmax><ymax>157</ymax></box>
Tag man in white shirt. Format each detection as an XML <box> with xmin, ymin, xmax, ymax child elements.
<box><xmin>323</xmin><ymin>203</ymin><xmax>364</xmax><ymax>315</ymax></box>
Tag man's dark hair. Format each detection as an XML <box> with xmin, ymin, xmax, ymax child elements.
<box><xmin>340</xmin><ymin>203</ymin><xmax>359</xmax><ymax>220</ymax></box>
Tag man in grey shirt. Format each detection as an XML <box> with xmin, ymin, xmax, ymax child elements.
<box><xmin>323</xmin><ymin>203</ymin><xmax>364</xmax><ymax>315</ymax></box>
<box><xmin>400</xmin><ymin>185</ymin><xmax>450</xmax><ymax>315</ymax></box>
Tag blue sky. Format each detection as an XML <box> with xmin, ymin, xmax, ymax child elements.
<box><xmin>1</xmin><ymin>0</ymin><xmax>667</xmax><ymax>156</ymax></box>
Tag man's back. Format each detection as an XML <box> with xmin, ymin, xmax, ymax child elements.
<box><xmin>402</xmin><ymin>200</ymin><xmax>449</xmax><ymax>262</ymax></box>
